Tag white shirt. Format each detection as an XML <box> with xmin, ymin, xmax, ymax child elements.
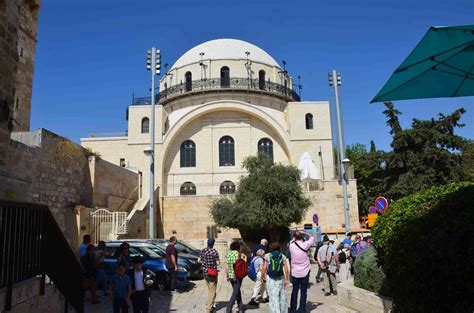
<box><xmin>134</xmin><ymin>270</ymin><xmax>145</xmax><ymax>291</ymax></box>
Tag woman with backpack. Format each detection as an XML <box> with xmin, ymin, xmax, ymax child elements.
<box><xmin>338</xmin><ymin>243</ymin><xmax>352</xmax><ymax>283</ymax></box>
<box><xmin>261</xmin><ymin>242</ymin><xmax>290</xmax><ymax>313</ymax></box>
<box><xmin>225</xmin><ymin>241</ymin><xmax>247</xmax><ymax>313</ymax></box>
<box><xmin>248</xmin><ymin>249</ymin><xmax>268</xmax><ymax>307</ymax></box>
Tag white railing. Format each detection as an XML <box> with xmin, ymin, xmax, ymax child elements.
<box><xmin>91</xmin><ymin>208</ymin><xmax>128</xmax><ymax>243</ymax></box>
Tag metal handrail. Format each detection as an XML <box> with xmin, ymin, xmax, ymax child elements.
<box><xmin>130</xmin><ymin>77</ymin><xmax>300</xmax><ymax>106</ymax></box>
<box><xmin>0</xmin><ymin>201</ymin><xmax>84</xmax><ymax>312</ymax></box>
<box><xmin>88</xmin><ymin>131</ymin><xmax>128</xmax><ymax>138</ymax></box>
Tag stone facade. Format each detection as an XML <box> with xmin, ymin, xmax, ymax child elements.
<box><xmin>0</xmin><ymin>277</ymin><xmax>71</xmax><ymax>313</ymax></box>
<box><xmin>0</xmin><ymin>0</ymin><xmax>40</xmax><ymax>133</ymax></box>
<box><xmin>1</xmin><ymin>128</ymin><xmax>139</xmax><ymax>248</ymax></box>
<box><xmin>81</xmin><ymin>39</ymin><xmax>360</xmax><ymax>240</ymax></box>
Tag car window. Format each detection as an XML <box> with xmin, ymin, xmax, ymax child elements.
<box><xmin>129</xmin><ymin>247</ymin><xmax>144</xmax><ymax>258</ymax></box>
<box><xmin>148</xmin><ymin>246</ymin><xmax>166</xmax><ymax>257</ymax></box>
<box><xmin>139</xmin><ymin>247</ymin><xmax>162</xmax><ymax>259</ymax></box>
<box><xmin>105</xmin><ymin>247</ymin><xmax>118</xmax><ymax>258</ymax></box>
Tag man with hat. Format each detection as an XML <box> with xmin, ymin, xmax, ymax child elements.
<box><xmin>199</xmin><ymin>238</ymin><xmax>221</xmax><ymax>313</ymax></box>
<box><xmin>130</xmin><ymin>257</ymin><xmax>153</xmax><ymax>313</ymax></box>
<box><xmin>317</xmin><ymin>235</ymin><xmax>338</xmax><ymax>296</ymax></box>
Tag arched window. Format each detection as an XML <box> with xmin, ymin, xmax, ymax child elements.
<box><xmin>185</xmin><ymin>71</ymin><xmax>192</xmax><ymax>92</ymax></box>
<box><xmin>220</xmin><ymin>181</ymin><xmax>236</xmax><ymax>195</ymax></box>
<box><xmin>258</xmin><ymin>138</ymin><xmax>274</xmax><ymax>162</ymax></box>
<box><xmin>180</xmin><ymin>140</ymin><xmax>196</xmax><ymax>167</ymax></box>
<box><xmin>220</xmin><ymin>66</ymin><xmax>230</xmax><ymax>88</ymax></box>
<box><xmin>180</xmin><ymin>182</ymin><xmax>196</xmax><ymax>196</ymax></box>
<box><xmin>259</xmin><ymin>70</ymin><xmax>266</xmax><ymax>90</ymax></box>
<box><xmin>219</xmin><ymin>136</ymin><xmax>235</xmax><ymax>166</ymax></box>
<box><xmin>141</xmin><ymin>117</ymin><xmax>149</xmax><ymax>134</ymax></box>
<box><xmin>305</xmin><ymin>113</ymin><xmax>314</xmax><ymax>130</ymax></box>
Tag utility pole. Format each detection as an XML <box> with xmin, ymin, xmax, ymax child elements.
<box><xmin>329</xmin><ymin>70</ymin><xmax>351</xmax><ymax>234</ymax></box>
<box><xmin>145</xmin><ymin>47</ymin><xmax>161</xmax><ymax>239</ymax></box>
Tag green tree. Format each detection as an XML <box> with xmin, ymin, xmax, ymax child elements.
<box><xmin>210</xmin><ymin>154</ymin><xmax>311</xmax><ymax>242</ymax></box>
<box><xmin>348</xmin><ymin>103</ymin><xmax>471</xmax><ymax>217</ymax></box>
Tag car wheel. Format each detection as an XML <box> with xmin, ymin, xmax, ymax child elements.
<box><xmin>156</xmin><ymin>272</ymin><xmax>171</xmax><ymax>291</ymax></box>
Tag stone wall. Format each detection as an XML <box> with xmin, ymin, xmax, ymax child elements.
<box><xmin>160</xmin><ymin>195</ymin><xmax>240</xmax><ymax>240</ymax></box>
<box><xmin>303</xmin><ymin>179</ymin><xmax>360</xmax><ymax>232</ymax></box>
<box><xmin>0</xmin><ymin>0</ymin><xmax>40</xmax><ymax>133</ymax></box>
<box><xmin>89</xmin><ymin>156</ymin><xmax>139</xmax><ymax>210</ymax></box>
<box><xmin>0</xmin><ymin>277</ymin><xmax>73</xmax><ymax>313</ymax></box>
<box><xmin>1</xmin><ymin>128</ymin><xmax>139</xmax><ymax>248</ymax></box>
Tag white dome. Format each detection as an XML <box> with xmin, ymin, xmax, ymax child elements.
<box><xmin>171</xmin><ymin>39</ymin><xmax>281</xmax><ymax>70</ymax></box>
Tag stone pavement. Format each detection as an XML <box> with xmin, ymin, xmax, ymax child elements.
<box><xmin>85</xmin><ymin>264</ymin><xmax>352</xmax><ymax>312</ymax></box>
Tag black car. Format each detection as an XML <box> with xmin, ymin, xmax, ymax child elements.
<box><xmin>120</xmin><ymin>239</ymin><xmax>203</xmax><ymax>279</ymax></box>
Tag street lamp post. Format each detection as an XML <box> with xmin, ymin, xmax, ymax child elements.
<box><xmin>146</xmin><ymin>47</ymin><xmax>161</xmax><ymax>239</ymax></box>
<box><xmin>329</xmin><ymin>70</ymin><xmax>351</xmax><ymax>234</ymax></box>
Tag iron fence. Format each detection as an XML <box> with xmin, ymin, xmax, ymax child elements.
<box><xmin>130</xmin><ymin>77</ymin><xmax>300</xmax><ymax>106</ymax></box>
<box><xmin>0</xmin><ymin>201</ymin><xmax>84</xmax><ymax>312</ymax></box>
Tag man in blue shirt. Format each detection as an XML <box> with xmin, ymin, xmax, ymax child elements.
<box><xmin>110</xmin><ymin>262</ymin><xmax>132</xmax><ymax>313</ymax></box>
<box><xmin>78</xmin><ymin>234</ymin><xmax>91</xmax><ymax>257</ymax></box>
<box><xmin>342</xmin><ymin>232</ymin><xmax>353</xmax><ymax>247</ymax></box>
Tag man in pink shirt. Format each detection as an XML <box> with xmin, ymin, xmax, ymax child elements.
<box><xmin>289</xmin><ymin>230</ymin><xmax>314</xmax><ymax>313</ymax></box>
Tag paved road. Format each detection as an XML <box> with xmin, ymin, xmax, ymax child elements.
<box><xmin>85</xmin><ymin>264</ymin><xmax>349</xmax><ymax>312</ymax></box>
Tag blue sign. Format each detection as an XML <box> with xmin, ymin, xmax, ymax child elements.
<box><xmin>375</xmin><ymin>197</ymin><xmax>388</xmax><ymax>213</ymax></box>
<box><xmin>369</xmin><ymin>206</ymin><xmax>377</xmax><ymax>214</ymax></box>
<box><xmin>313</xmin><ymin>213</ymin><xmax>319</xmax><ymax>224</ymax></box>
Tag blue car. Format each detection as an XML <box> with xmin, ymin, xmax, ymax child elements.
<box><xmin>101</xmin><ymin>241</ymin><xmax>190</xmax><ymax>290</ymax></box>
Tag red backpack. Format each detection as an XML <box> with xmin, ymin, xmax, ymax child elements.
<box><xmin>233</xmin><ymin>253</ymin><xmax>248</xmax><ymax>279</ymax></box>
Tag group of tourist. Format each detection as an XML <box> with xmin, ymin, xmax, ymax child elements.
<box><xmin>78</xmin><ymin>236</ymin><xmax>154</xmax><ymax>313</ymax></box>
<box><xmin>200</xmin><ymin>230</ymin><xmax>372</xmax><ymax>313</ymax></box>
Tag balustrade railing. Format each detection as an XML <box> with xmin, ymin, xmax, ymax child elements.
<box><xmin>130</xmin><ymin>77</ymin><xmax>300</xmax><ymax>106</ymax></box>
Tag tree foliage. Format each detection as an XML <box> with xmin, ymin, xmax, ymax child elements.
<box><xmin>372</xmin><ymin>182</ymin><xmax>474</xmax><ymax>313</ymax></box>
<box><xmin>210</xmin><ymin>154</ymin><xmax>311</xmax><ymax>241</ymax></box>
<box><xmin>347</xmin><ymin>102</ymin><xmax>472</xmax><ymax>215</ymax></box>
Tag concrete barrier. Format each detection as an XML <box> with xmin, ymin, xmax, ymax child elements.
<box><xmin>337</xmin><ymin>278</ymin><xmax>392</xmax><ymax>313</ymax></box>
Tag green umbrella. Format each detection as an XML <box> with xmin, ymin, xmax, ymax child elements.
<box><xmin>371</xmin><ymin>25</ymin><xmax>474</xmax><ymax>103</ymax></box>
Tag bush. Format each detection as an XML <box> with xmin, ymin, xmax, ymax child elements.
<box><xmin>372</xmin><ymin>182</ymin><xmax>474</xmax><ymax>313</ymax></box>
<box><xmin>353</xmin><ymin>246</ymin><xmax>389</xmax><ymax>295</ymax></box>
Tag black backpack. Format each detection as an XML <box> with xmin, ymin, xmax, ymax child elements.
<box><xmin>338</xmin><ymin>251</ymin><xmax>347</xmax><ymax>264</ymax></box>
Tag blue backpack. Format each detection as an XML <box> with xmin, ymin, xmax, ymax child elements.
<box><xmin>248</xmin><ymin>256</ymin><xmax>258</xmax><ymax>281</ymax></box>
<box><xmin>267</xmin><ymin>251</ymin><xmax>284</xmax><ymax>278</ymax></box>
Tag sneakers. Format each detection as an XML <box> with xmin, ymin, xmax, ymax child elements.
<box><xmin>324</xmin><ymin>292</ymin><xmax>331</xmax><ymax>296</ymax></box>
<box><xmin>247</xmin><ymin>299</ymin><xmax>259</xmax><ymax>307</ymax></box>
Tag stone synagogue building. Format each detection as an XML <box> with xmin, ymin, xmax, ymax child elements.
<box><xmin>81</xmin><ymin>39</ymin><xmax>359</xmax><ymax>241</ymax></box>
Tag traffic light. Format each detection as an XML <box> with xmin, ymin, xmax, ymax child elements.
<box><xmin>146</xmin><ymin>48</ymin><xmax>161</xmax><ymax>75</ymax></box>
<box><xmin>328</xmin><ymin>72</ymin><xmax>333</xmax><ymax>86</ymax></box>
<box><xmin>155</xmin><ymin>49</ymin><xmax>161</xmax><ymax>75</ymax></box>
<box><xmin>146</xmin><ymin>50</ymin><xmax>152</xmax><ymax>71</ymax></box>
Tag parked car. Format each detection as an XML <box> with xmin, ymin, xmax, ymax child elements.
<box><xmin>101</xmin><ymin>241</ymin><xmax>190</xmax><ymax>290</ymax></box>
<box><xmin>122</xmin><ymin>239</ymin><xmax>203</xmax><ymax>279</ymax></box>
<box><xmin>152</xmin><ymin>239</ymin><xmax>201</xmax><ymax>257</ymax></box>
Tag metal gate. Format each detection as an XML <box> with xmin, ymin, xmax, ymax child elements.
<box><xmin>90</xmin><ymin>209</ymin><xmax>128</xmax><ymax>243</ymax></box>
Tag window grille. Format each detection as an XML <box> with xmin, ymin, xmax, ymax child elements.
<box><xmin>219</xmin><ymin>136</ymin><xmax>235</xmax><ymax>166</ymax></box>
<box><xmin>258</xmin><ymin>138</ymin><xmax>273</xmax><ymax>162</ymax></box>
<box><xmin>180</xmin><ymin>140</ymin><xmax>196</xmax><ymax>167</ymax></box>
<box><xmin>220</xmin><ymin>181</ymin><xmax>236</xmax><ymax>194</ymax></box>
<box><xmin>180</xmin><ymin>182</ymin><xmax>196</xmax><ymax>196</ymax></box>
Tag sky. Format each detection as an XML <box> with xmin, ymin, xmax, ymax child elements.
<box><xmin>31</xmin><ymin>0</ymin><xmax>473</xmax><ymax>151</ymax></box>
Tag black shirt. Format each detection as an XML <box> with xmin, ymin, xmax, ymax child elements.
<box><xmin>165</xmin><ymin>244</ymin><xmax>177</xmax><ymax>269</ymax></box>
